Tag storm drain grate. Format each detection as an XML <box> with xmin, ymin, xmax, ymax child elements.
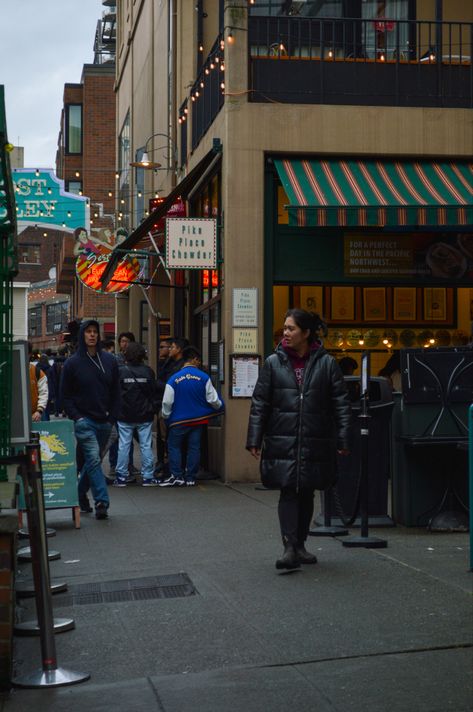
<box><xmin>53</xmin><ymin>573</ymin><xmax>197</xmax><ymax>607</ymax></box>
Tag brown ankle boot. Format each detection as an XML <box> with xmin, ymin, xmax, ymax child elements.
<box><xmin>275</xmin><ymin>543</ymin><xmax>301</xmax><ymax>570</ymax></box>
<box><xmin>295</xmin><ymin>544</ymin><xmax>318</xmax><ymax>564</ymax></box>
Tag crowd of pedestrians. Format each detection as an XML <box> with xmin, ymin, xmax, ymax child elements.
<box><xmin>28</xmin><ymin>324</ymin><xmax>222</xmax><ymax>521</ymax></box>
<box><xmin>28</xmin><ymin>307</ymin><xmax>353</xmax><ymax>571</ymax></box>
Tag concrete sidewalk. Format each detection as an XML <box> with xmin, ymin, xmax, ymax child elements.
<box><xmin>2</xmin><ymin>480</ymin><xmax>472</xmax><ymax>711</ymax></box>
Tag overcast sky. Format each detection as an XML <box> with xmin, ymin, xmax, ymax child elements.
<box><xmin>2</xmin><ymin>0</ymin><xmax>103</xmax><ymax>168</ymax></box>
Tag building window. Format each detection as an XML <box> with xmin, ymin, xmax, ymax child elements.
<box><xmin>249</xmin><ymin>0</ymin><xmax>343</xmax><ymax>16</ymax></box>
<box><xmin>66</xmin><ymin>180</ymin><xmax>82</xmax><ymax>195</ymax></box>
<box><xmin>65</xmin><ymin>104</ymin><xmax>82</xmax><ymax>154</ymax></box>
<box><xmin>118</xmin><ymin>112</ymin><xmax>131</xmax><ymax>231</ymax></box>
<box><xmin>28</xmin><ymin>308</ymin><xmax>42</xmax><ymax>337</ymax></box>
<box><xmin>19</xmin><ymin>244</ymin><xmax>41</xmax><ymax>264</ymax></box>
<box><xmin>46</xmin><ymin>302</ymin><xmax>69</xmax><ymax>335</ymax></box>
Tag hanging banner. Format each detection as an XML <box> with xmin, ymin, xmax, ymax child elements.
<box><xmin>75</xmin><ymin>227</ymin><xmax>141</xmax><ymax>293</ymax></box>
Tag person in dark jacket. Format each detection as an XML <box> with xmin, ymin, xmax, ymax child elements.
<box><xmin>113</xmin><ymin>342</ymin><xmax>160</xmax><ymax>487</ymax></box>
<box><xmin>246</xmin><ymin>309</ymin><xmax>351</xmax><ymax>571</ymax></box>
<box><xmin>61</xmin><ymin>319</ymin><xmax>120</xmax><ymax>519</ymax></box>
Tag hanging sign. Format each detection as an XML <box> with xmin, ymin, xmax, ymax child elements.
<box><xmin>13</xmin><ymin>168</ymin><xmax>89</xmax><ymax>232</ymax></box>
<box><xmin>165</xmin><ymin>217</ymin><xmax>217</xmax><ymax>269</ymax></box>
<box><xmin>75</xmin><ymin>227</ymin><xmax>141</xmax><ymax>293</ymax></box>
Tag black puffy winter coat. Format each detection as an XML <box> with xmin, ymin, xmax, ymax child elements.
<box><xmin>246</xmin><ymin>342</ymin><xmax>352</xmax><ymax>491</ymax></box>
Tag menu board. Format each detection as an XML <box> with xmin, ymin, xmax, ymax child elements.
<box><xmin>230</xmin><ymin>355</ymin><xmax>261</xmax><ymax>398</ymax></box>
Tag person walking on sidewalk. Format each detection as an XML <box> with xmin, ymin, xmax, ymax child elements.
<box><xmin>246</xmin><ymin>309</ymin><xmax>351</xmax><ymax>571</ymax></box>
<box><xmin>61</xmin><ymin>320</ymin><xmax>120</xmax><ymax>520</ymax></box>
<box><xmin>113</xmin><ymin>342</ymin><xmax>161</xmax><ymax>487</ymax></box>
<box><xmin>160</xmin><ymin>346</ymin><xmax>224</xmax><ymax>487</ymax></box>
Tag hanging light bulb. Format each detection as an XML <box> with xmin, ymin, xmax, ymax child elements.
<box><xmin>227</xmin><ymin>31</ymin><xmax>234</xmax><ymax>44</ymax></box>
<box><xmin>108</xmin><ymin>191</ymin><xmax>113</xmax><ymax>197</ymax></box>
<box><xmin>35</xmin><ymin>169</ymin><xmax>40</xmax><ymax>177</ymax></box>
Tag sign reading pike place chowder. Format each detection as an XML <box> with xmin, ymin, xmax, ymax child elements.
<box><xmin>165</xmin><ymin>218</ymin><xmax>217</xmax><ymax>269</ymax></box>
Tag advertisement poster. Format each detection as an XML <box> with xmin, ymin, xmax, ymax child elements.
<box><xmin>18</xmin><ymin>420</ymin><xmax>78</xmax><ymax>510</ymax></box>
<box><xmin>344</xmin><ymin>232</ymin><xmax>473</xmax><ymax>282</ymax></box>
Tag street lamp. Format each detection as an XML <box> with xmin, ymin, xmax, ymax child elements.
<box><xmin>129</xmin><ymin>132</ymin><xmax>178</xmax><ymax>171</ymax></box>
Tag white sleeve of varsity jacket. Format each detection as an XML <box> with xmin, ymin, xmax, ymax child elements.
<box><xmin>37</xmin><ymin>374</ymin><xmax>49</xmax><ymax>411</ymax></box>
<box><xmin>205</xmin><ymin>379</ymin><xmax>222</xmax><ymax>410</ymax></box>
<box><xmin>161</xmin><ymin>383</ymin><xmax>175</xmax><ymax>419</ymax></box>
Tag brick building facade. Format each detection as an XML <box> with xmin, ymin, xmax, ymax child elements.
<box><xmin>55</xmin><ymin>61</ymin><xmax>117</xmax><ymax>341</ymax></box>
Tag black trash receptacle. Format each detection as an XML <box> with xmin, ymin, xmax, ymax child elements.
<box><xmin>319</xmin><ymin>376</ymin><xmax>395</xmax><ymax>527</ymax></box>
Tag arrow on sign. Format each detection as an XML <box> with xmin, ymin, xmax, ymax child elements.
<box><xmin>44</xmin><ymin>492</ymin><xmax>55</xmax><ymax>499</ymax></box>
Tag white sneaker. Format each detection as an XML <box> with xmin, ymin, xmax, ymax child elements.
<box><xmin>158</xmin><ymin>475</ymin><xmax>185</xmax><ymax>487</ymax></box>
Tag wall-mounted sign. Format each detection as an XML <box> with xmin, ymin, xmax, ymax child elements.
<box><xmin>165</xmin><ymin>217</ymin><xmax>217</xmax><ymax>269</ymax></box>
<box><xmin>230</xmin><ymin>355</ymin><xmax>261</xmax><ymax>398</ymax></box>
<box><xmin>233</xmin><ymin>328</ymin><xmax>258</xmax><ymax>353</ymax></box>
<box><xmin>75</xmin><ymin>227</ymin><xmax>141</xmax><ymax>293</ymax></box>
<box><xmin>13</xmin><ymin>168</ymin><xmax>89</xmax><ymax>232</ymax></box>
<box><xmin>344</xmin><ymin>232</ymin><xmax>473</xmax><ymax>282</ymax></box>
<box><xmin>232</xmin><ymin>288</ymin><xmax>258</xmax><ymax>327</ymax></box>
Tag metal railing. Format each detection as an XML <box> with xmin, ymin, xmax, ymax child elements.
<box><xmin>249</xmin><ymin>17</ymin><xmax>472</xmax><ymax>107</ymax></box>
<box><xmin>188</xmin><ymin>36</ymin><xmax>225</xmax><ymax>152</ymax></box>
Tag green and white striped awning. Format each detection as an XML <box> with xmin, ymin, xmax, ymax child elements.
<box><xmin>274</xmin><ymin>158</ymin><xmax>473</xmax><ymax>228</ymax></box>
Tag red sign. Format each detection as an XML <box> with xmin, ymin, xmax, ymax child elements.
<box><xmin>148</xmin><ymin>197</ymin><xmax>186</xmax><ymax>233</ymax></box>
<box><xmin>74</xmin><ymin>228</ymin><xmax>141</xmax><ymax>293</ymax></box>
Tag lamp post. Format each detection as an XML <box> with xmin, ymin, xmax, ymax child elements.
<box><xmin>129</xmin><ymin>132</ymin><xmax>178</xmax><ymax>173</ymax></box>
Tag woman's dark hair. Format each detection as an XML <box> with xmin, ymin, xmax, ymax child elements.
<box><xmin>284</xmin><ymin>309</ymin><xmax>327</xmax><ymax>342</ymax></box>
<box><xmin>124</xmin><ymin>342</ymin><xmax>146</xmax><ymax>364</ymax></box>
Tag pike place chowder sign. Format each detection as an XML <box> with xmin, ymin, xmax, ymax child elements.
<box><xmin>165</xmin><ymin>218</ymin><xmax>217</xmax><ymax>269</ymax></box>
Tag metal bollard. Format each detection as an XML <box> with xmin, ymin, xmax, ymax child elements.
<box><xmin>343</xmin><ymin>353</ymin><xmax>387</xmax><ymax>549</ymax></box>
<box><xmin>12</xmin><ymin>434</ymin><xmax>89</xmax><ymax>688</ymax></box>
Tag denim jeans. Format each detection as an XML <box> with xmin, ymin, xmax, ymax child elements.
<box><xmin>108</xmin><ymin>425</ymin><xmax>134</xmax><ymax>468</ymax></box>
<box><xmin>74</xmin><ymin>417</ymin><xmax>112</xmax><ymax>506</ymax></box>
<box><xmin>167</xmin><ymin>425</ymin><xmax>202</xmax><ymax>481</ymax></box>
<box><xmin>116</xmin><ymin>421</ymin><xmax>154</xmax><ymax>480</ymax></box>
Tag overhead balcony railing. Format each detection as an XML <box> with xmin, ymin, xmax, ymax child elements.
<box><xmin>249</xmin><ymin>17</ymin><xmax>472</xmax><ymax>108</ymax></box>
<box><xmin>182</xmin><ymin>35</ymin><xmax>225</xmax><ymax>153</ymax></box>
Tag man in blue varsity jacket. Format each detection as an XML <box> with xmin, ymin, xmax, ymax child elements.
<box><xmin>160</xmin><ymin>345</ymin><xmax>224</xmax><ymax>487</ymax></box>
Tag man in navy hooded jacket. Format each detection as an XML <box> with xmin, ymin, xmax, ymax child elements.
<box><xmin>61</xmin><ymin>320</ymin><xmax>120</xmax><ymax>519</ymax></box>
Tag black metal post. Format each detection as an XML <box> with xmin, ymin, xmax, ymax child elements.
<box><xmin>12</xmin><ymin>434</ymin><xmax>89</xmax><ymax>688</ymax></box>
<box><xmin>343</xmin><ymin>354</ymin><xmax>387</xmax><ymax>549</ymax></box>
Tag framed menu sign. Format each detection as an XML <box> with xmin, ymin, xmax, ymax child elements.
<box><xmin>230</xmin><ymin>354</ymin><xmax>261</xmax><ymax>398</ymax></box>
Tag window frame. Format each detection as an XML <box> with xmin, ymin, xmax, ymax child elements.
<box><xmin>65</xmin><ymin>103</ymin><xmax>83</xmax><ymax>155</ymax></box>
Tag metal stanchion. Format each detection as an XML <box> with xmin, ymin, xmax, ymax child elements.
<box><xmin>343</xmin><ymin>353</ymin><xmax>387</xmax><ymax>550</ymax></box>
<box><xmin>309</xmin><ymin>487</ymin><xmax>348</xmax><ymax>537</ymax></box>
<box><xmin>17</xmin><ymin>546</ymin><xmax>61</xmax><ymax>562</ymax></box>
<box><xmin>12</xmin><ymin>434</ymin><xmax>89</xmax><ymax>687</ymax></box>
<box><xmin>19</xmin><ymin>527</ymin><xmax>56</xmax><ymax>539</ymax></box>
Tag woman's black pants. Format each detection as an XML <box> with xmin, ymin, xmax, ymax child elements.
<box><xmin>278</xmin><ymin>487</ymin><xmax>315</xmax><ymax>545</ymax></box>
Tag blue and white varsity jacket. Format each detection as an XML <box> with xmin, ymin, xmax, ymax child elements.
<box><xmin>162</xmin><ymin>366</ymin><xmax>224</xmax><ymax>428</ymax></box>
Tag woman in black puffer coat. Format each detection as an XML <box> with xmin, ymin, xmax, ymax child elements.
<box><xmin>246</xmin><ymin>309</ymin><xmax>352</xmax><ymax>571</ymax></box>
